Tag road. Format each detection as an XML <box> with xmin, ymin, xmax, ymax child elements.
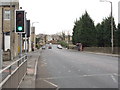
<box><xmin>35</xmin><ymin>45</ymin><xmax>118</xmax><ymax>88</ymax></box>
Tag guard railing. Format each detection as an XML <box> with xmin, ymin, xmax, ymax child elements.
<box><xmin>0</xmin><ymin>55</ymin><xmax>27</xmax><ymax>89</ymax></box>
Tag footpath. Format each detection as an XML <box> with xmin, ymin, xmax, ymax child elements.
<box><xmin>18</xmin><ymin>50</ymin><xmax>41</xmax><ymax>88</ymax></box>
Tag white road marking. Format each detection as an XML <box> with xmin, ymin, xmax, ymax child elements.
<box><xmin>39</xmin><ymin>73</ymin><xmax>118</xmax><ymax>80</ymax></box>
<box><xmin>111</xmin><ymin>75</ymin><xmax>117</xmax><ymax>83</ymax></box>
<box><xmin>113</xmin><ymin>73</ymin><xmax>117</xmax><ymax>76</ymax></box>
<box><xmin>34</xmin><ymin>59</ymin><xmax>38</xmax><ymax>76</ymax></box>
<box><xmin>43</xmin><ymin>80</ymin><xmax>58</xmax><ymax>87</ymax></box>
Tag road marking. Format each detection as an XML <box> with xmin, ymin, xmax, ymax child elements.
<box><xmin>43</xmin><ymin>80</ymin><xmax>58</xmax><ymax>87</ymax></box>
<box><xmin>38</xmin><ymin>73</ymin><xmax>118</xmax><ymax>80</ymax></box>
<box><xmin>113</xmin><ymin>73</ymin><xmax>117</xmax><ymax>76</ymax></box>
<box><xmin>34</xmin><ymin>59</ymin><xmax>38</xmax><ymax>76</ymax></box>
<box><xmin>111</xmin><ymin>75</ymin><xmax>117</xmax><ymax>83</ymax></box>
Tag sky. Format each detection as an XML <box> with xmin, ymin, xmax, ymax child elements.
<box><xmin>19</xmin><ymin>0</ymin><xmax>119</xmax><ymax>35</ymax></box>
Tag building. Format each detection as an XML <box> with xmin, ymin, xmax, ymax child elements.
<box><xmin>0</xmin><ymin>0</ymin><xmax>19</xmax><ymax>60</ymax></box>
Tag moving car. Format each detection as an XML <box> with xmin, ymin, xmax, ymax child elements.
<box><xmin>42</xmin><ymin>46</ymin><xmax>46</xmax><ymax>49</ymax></box>
<box><xmin>48</xmin><ymin>45</ymin><xmax>52</xmax><ymax>49</ymax></box>
<box><xmin>57</xmin><ymin>45</ymin><xmax>62</xmax><ymax>49</ymax></box>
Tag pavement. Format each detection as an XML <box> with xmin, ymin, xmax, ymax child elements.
<box><xmin>2</xmin><ymin>48</ymin><xmax>119</xmax><ymax>88</ymax></box>
<box><xmin>18</xmin><ymin>50</ymin><xmax>40</xmax><ymax>88</ymax></box>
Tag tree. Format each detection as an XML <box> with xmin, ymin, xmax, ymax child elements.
<box><xmin>96</xmin><ymin>16</ymin><xmax>116</xmax><ymax>47</ymax></box>
<box><xmin>114</xmin><ymin>23</ymin><xmax>120</xmax><ymax>47</ymax></box>
<box><xmin>72</xmin><ymin>11</ymin><xmax>97</xmax><ymax>46</ymax></box>
<box><xmin>96</xmin><ymin>23</ymin><xmax>104</xmax><ymax>47</ymax></box>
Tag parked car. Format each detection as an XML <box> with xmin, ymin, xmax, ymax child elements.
<box><xmin>57</xmin><ymin>45</ymin><xmax>62</xmax><ymax>49</ymax></box>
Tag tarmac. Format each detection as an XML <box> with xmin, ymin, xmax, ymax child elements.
<box><xmin>2</xmin><ymin>49</ymin><xmax>119</xmax><ymax>88</ymax></box>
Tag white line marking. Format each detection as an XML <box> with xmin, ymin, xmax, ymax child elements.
<box><xmin>113</xmin><ymin>73</ymin><xmax>117</xmax><ymax>76</ymax></box>
<box><xmin>111</xmin><ymin>75</ymin><xmax>117</xmax><ymax>83</ymax></box>
<box><xmin>43</xmin><ymin>80</ymin><xmax>58</xmax><ymax>87</ymax></box>
<box><xmin>39</xmin><ymin>73</ymin><xmax>118</xmax><ymax>80</ymax></box>
<box><xmin>34</xmin><ymin>59</ymin><xmax>38</xmax><ymax>76</ymax></box>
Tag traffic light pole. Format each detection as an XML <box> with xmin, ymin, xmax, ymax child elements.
<box><xmin>25</xmin><ymin>13</ymin><xmax>27</xmax><ymax>54</ymax></box>
<box><xmin>25</xmin><ymin>34</ymin><xmax>27</xmax><ymax>54</ymax></box>
<box><xmin>20</xmin><ymin>33</ymin><xmax>22</xmax><ymax>57</ymax></box>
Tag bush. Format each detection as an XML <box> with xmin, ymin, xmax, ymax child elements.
<box><xmin>58</xmin><ymin>41</ymin><xmax>69</xmax><ymax>48</ymax></box>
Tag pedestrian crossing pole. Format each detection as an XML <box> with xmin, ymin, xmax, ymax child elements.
<box><xmin>20</xmin><ymin>33</ymin><xmax>22</xmax><ymax>57</ymax></box>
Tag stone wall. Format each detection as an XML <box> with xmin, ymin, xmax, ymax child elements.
<box><xmin>68</xmin><ymin>45</ymin><xmax>119</xmax><ymax>54</ymax></box>
<box><xmin>84</xmin><ymin>47</ymin><xmax>119</xmax><ymax>54</ymax></box>
<box><xmin>3</xmin><ymin>50</ymin><xmax>11</xmax><ymax>61</ymax></box>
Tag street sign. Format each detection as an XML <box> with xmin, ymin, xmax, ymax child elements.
<box><xmin>15</xmin><ymin>10</ymin><xmax>25</xmax><ymax>33</ymax></box>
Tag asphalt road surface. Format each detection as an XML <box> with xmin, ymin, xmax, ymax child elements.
<box><xmin>35</xmin><ymin>45</ymin><xmax>118</xmax><ymax>88</ymax></box>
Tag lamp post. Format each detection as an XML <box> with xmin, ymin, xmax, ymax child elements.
<box><xmin>31</xmin><ymin>22</ymin><xmax>39</xmax><ymax>51</ymax></box>
<box><xmin>32</xmin><ymin>22</ymin><xmax>39</xmax><ymax>27</ymax></box>
<box><xmin>100</xmin><ymin>0</ymin><xmax>114</xmax><ymax>53</ymax></box>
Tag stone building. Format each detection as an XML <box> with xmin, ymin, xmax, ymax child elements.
<box><xmin>0</xmin><ymin>0</ymin><xmax>19</xmax><ymax>60</ymax></box>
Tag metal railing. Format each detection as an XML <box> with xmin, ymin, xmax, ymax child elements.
<box><xmin>0</xmin><ymin>55</ymin><xmax>27</xmax><ymax>89</ymax></box>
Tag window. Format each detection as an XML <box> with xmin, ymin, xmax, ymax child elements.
<box><xmin>4</xmin><ymin>10</ymin><xmax>10</xmax><ymax>20</ymax></box>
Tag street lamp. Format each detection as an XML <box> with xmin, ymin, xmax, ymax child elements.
<box><xmin>31</xmin><ymin>22</ymin><xmax>39</xmax><ymax>51</ymax></box>
<box><xmin>100</xmin><ymin>0</ymin><xmax>114</xmax><ymax>53</ymax></box>
<box><xmin>32</xmin><ymin>22</ymin><xmax>39</xmax><ymax>27</ymax></box>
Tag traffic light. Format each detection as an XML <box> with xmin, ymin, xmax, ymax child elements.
<box><xmin>15</xmin><ymin>10</ymin><xmax>25</xmax><ymax>33</ymax></box>
<box><xmin>22</xmin><ymin>20</ymin><xmax>30</xmax><ymax>37</ymax></box>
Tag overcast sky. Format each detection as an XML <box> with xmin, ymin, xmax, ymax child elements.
<box><xmin>19</xmin><ymin>0</ymin><xmax>119</xmax><ymax>35</ymax></box>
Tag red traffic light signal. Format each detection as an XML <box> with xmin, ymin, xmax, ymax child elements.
<box><xmin>15</xmin><ymin>10</ymin><xmax>25</xmax><ymax>33</ymax></box>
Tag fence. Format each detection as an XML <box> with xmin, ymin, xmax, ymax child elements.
<box><xmin>0</xmin><ymin>55</ymin><xmax>27</xmax><ymax>89</ymax></box>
